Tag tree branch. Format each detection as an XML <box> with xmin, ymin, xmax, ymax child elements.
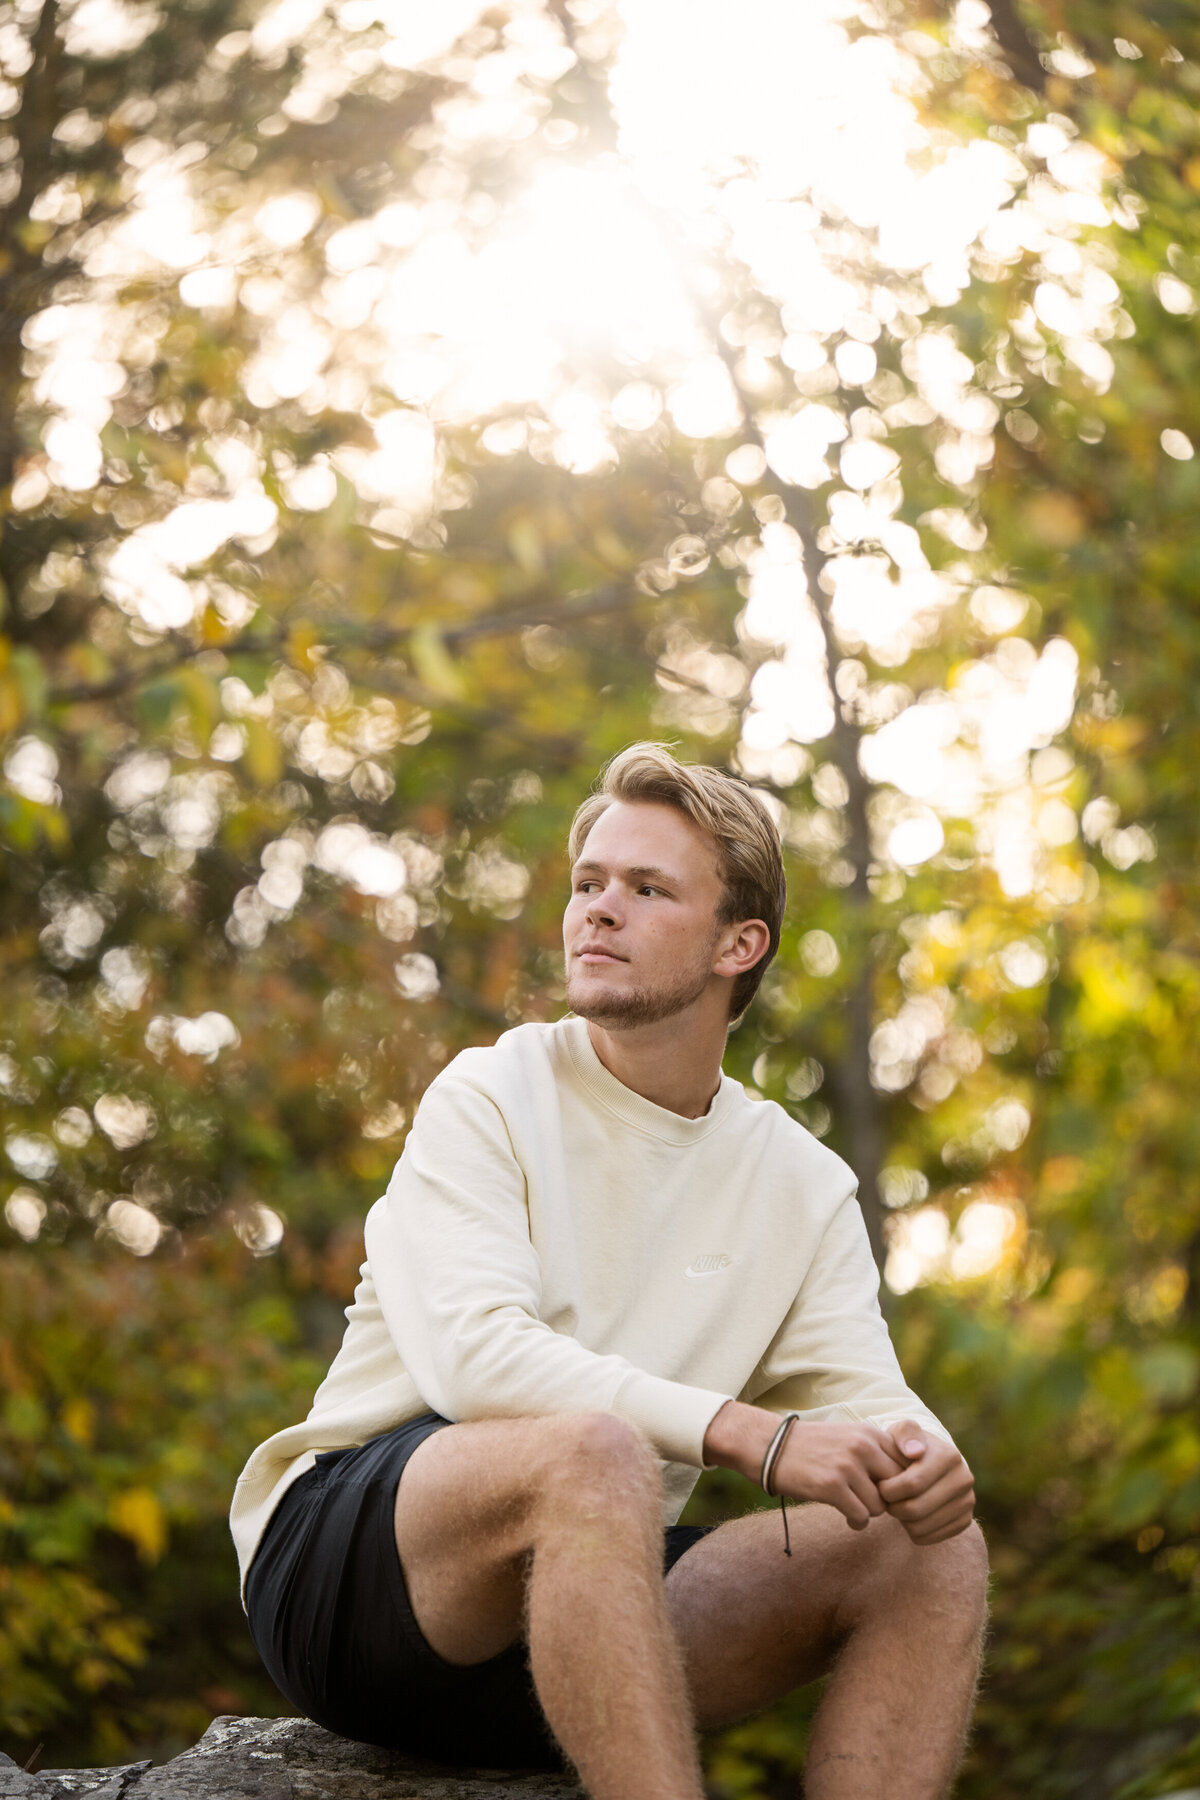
<box><xmin>981</xmin><ymin>0</ymin><xmax>1049</xmax><ymax>96</ymax></box>
<box><xmin>361</xmin><ymin>664</ymin><xmax>582</xmax><ymax>763</ymax></box>
<box><xmin>46</xmin><ymin>581</ymin><xmax>669</xmax><ymax>710</ymax></box>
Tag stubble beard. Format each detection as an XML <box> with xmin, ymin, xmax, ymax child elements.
<box><xmin>565</xmin><ymin>948</ymin><xmax>717</xmax><ymax>1029</ymax></box>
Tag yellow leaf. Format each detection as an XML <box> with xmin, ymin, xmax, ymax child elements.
<box><xmin>1051</xmin><ymin>1266</ymin><xmax>1094</xmax><ymax>1307</ymax></box>
<box><xmin>1185</xmin><ymin>158</ymin><xmax>1200</xmax><ymax>194</ymax></box>
<box><xmin>286</xmin><ymin>623</ymin><xmax>321</xmax><ymax>671</ymax></box>
<box><xmin>109</xmin><ymin>1487</ymin><xmax>167</xmax><ymax>1565</ymax></box>
<box><xmin>411</xmin><ymin>624</ymin><xmax>466</xmax><ymax>699</ymax></box>
<box><xmin>243</xmin><ymin>718</ymin><xmax>283</xmax><ymax>788</ymax></box>
<box><xmin>98</xmin><ymin>1618</ymin><xmax>147</xmax><ymax>1667</ymax></box>
<box><xmin>1025</xmin><ymin>492</ymin><xmax>1085</xmax><ymax>549</ymax></box>
<box><xmin>0</xmin><ymin>672</ymin><xmax>23</xmax><ymax>735</ymax></box>
<box><xmin>75</xmin><ymin>1656</ymin><xmax>116</xmax><ymax>1694</ymax></box>
<box><xmin>42</xmin><ymin>807</ymin><xmax>69</xmax><ymax>850</ymax></box>
<box><xmin>200</xmin><ymin>604</ymin><xmax>232</xmax><ymax>645</ymax></box>
<box><xmin>1072</xmin><ymin>940</ymin><xmax>1153</xmax><ymax>1035</ymax></box>
<box><xmin>62</xmin><ymin>1397</ymin><xmax>95</xmax><ymax>1446</ymax></box>
<box><xmin>1073</xmin><ymin>713</ymin><xmax>1148</xmax><ymax>755</ymax></box>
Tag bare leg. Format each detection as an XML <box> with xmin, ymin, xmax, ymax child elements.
<box><xmin>667</xmin><ymin>1506</ymin><xmax>988</xmax><ymax>1800</ymax></box>
<box><xmin>393</xmin><ymin>1412</ymin><xmax>704</xmax><ymax>1800</ymax></box>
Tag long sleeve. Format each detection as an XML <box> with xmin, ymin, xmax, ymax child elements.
<box><xmin>745</xmin><ymin>1190</ymin><xmax>954</xmax><ymax>1445</ymax></box>
<box><xmin>364</xmin><ymin>1076</ymin><xmax>731</xmax><ymax>1467</ymax></box>
<box><xmin>232</xmin><ymin>1019</ymin><xmax>954</xmax><ymax>1593</ymax></box>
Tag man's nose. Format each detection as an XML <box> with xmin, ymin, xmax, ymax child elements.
<box><xmin>586</xmin><ymin>887</ymin><xmax>620</xmax><ymax>926</ymax></box>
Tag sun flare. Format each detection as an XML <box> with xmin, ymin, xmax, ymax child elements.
<box><xmin>19</xmin><ymin>0</ymin><xmax>1131</xmax><ymax>905</ymax></box>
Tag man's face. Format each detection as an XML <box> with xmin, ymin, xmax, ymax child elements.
<box><xmin>563</xmin><ymin>800</ymin><xmax>729</xmax><ymax>1028</ymax></box>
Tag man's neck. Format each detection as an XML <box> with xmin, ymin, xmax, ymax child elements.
<box><xmin>583</xmin><ymin>1014</ymin><xmax>727</xmax><ymax>1119</ymax></box>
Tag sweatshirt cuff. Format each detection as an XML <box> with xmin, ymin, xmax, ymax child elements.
<box><xmin>614</xmin><ymin>1368</ymin><xmax>732</xmax><ymax>1467</ymax></box>
<box><xmin>864</xmin><ymin>1409</ymin><xmax>956</xmax><ymax>1450</ymax></box>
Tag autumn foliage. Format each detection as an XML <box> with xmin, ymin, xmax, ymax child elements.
<box><xmin>2</xmin><ymin>0</ymin><xmax>1199</xmax><ymax>1793</ymax></box>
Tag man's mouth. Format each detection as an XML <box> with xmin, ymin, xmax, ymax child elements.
<box><xmin>575</xmin><ymin>946</ymin><xmax>628</xmax><ymax>964</ymax></box>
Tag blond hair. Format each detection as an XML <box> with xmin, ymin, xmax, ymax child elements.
<box><xmin>568</xmin><ymin>743</ymin><xmax>785</xmax><ymax>1022</ymax></box>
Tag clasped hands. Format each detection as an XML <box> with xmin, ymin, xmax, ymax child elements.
<box><xmin>704</xmin><ymin>1401</ymin><xmax>976</xmax><ymax>1546</ymax></box>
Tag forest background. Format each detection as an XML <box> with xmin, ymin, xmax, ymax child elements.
<box><xmin>1</xmin><ymin>0</ymin><xmax>1198</xmax><ymax>1794</ymax></box>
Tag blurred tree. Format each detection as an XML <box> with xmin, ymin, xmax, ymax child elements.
<box><xmin>0</xmin><ymin>0</ymin><xmax>1197</xmax><ymax>1790</ymax></box>
<box><xmin>895</xmin><ymin>5</ymin><xmax>1200</xmax><ymax>1794</ymax></box>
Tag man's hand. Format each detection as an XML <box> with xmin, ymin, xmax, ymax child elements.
<box><xmin>876</xmin><ymin>1421</ymin><xmax>976</xmax><ymax>1545</ymax></box>
<box><xmin>703</xmin><ymin>1404</ymin><xmax>977</xmax><ymax>1542</ymax></box>
<box><xmin>703</xmin><ymin>1402</ymin><xmax>906</xmax><ymax>1532</ymax></box>
<box><xmin>771</xmin><ymin>1420</ymin><xmax>908</xmax><ymax>1531</ymax></box>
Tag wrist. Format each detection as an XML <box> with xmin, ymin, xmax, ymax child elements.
<box><xmin>702</xmin><ymin>1400</ymin><xmax>780</xmax><ymax>1482</ymax></box>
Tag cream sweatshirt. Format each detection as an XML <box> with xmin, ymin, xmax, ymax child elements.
<box><xmin>230</xmin><ymin>1016</ymin><xmax>950</xmax><ymax>1589</ymax></box>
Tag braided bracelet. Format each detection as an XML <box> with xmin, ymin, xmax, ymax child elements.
<box><xmin>760</xmin><ymin>1411</ymin><xmax>800</xmax><ymax>1557</ymax></box>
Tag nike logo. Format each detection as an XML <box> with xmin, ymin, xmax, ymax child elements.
<box><xmin>685</xmin><ymin>1254</ymin><xmax>734</xmax><ymax>1278</ymax></box>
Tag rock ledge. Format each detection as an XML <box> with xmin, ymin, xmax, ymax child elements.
<box><xmin>1</xmin><ymin>1716</ymin><xmax>581</xmax><ymax>1800</ymax></box>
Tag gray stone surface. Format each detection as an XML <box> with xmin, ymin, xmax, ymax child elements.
<box><xmin>12</xmin><ymin>1718</ymin><xmax>581</xmax><ymax>1800</ymax></box>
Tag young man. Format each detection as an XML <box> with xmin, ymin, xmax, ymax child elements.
<box><xmin>232</xmin><ymin>744</ymin><xmax>987</xmax><ymax>1800</ymax></box>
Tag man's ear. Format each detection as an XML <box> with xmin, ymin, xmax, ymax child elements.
<box><xmin>712</xmin><ymin>918</ymin><xmax>771</xmax><ymax>978</ymax></box>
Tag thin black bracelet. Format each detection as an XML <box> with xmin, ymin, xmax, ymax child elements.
<box><xmin>760</xmin><ymin>1412</ymin><xmax>800</xmax><ymax>1557</ymax></box>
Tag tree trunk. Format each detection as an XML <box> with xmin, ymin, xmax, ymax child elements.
<box><xmin>782</xmin><ymin>498</ymin><xmax>885</xmax><ymax>1267</ymax></box>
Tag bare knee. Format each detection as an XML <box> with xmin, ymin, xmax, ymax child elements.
<box><xmin>838</xmin><ymin>1516</ymin><xmax>988</xmax><ymax>1640</ymax></box>
<box><xmin>534</xmin><ymin>1411</ymin><xmax>660</xmax><ymax>1528</ymax></box>
<box><xmin>935</xmin><ymin>1520</ymin><xmax>989</xmax><ymax>1626</ymax></box>
<box><xmin>542</xmin><ymin>1409</ymin><xmax>659</xmax><ymax>1490</ymax></box>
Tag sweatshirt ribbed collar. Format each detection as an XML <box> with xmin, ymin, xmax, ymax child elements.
<box><xmin>561</xmin><ymin>1016</ymin><xmax>742</xmax><ymax>1146</ymax></box>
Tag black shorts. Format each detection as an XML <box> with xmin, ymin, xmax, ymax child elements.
<box><xmin>244</xmin><ymin>1411</ymin><xmax>711</xmax><ymax>1769</ymax></box>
